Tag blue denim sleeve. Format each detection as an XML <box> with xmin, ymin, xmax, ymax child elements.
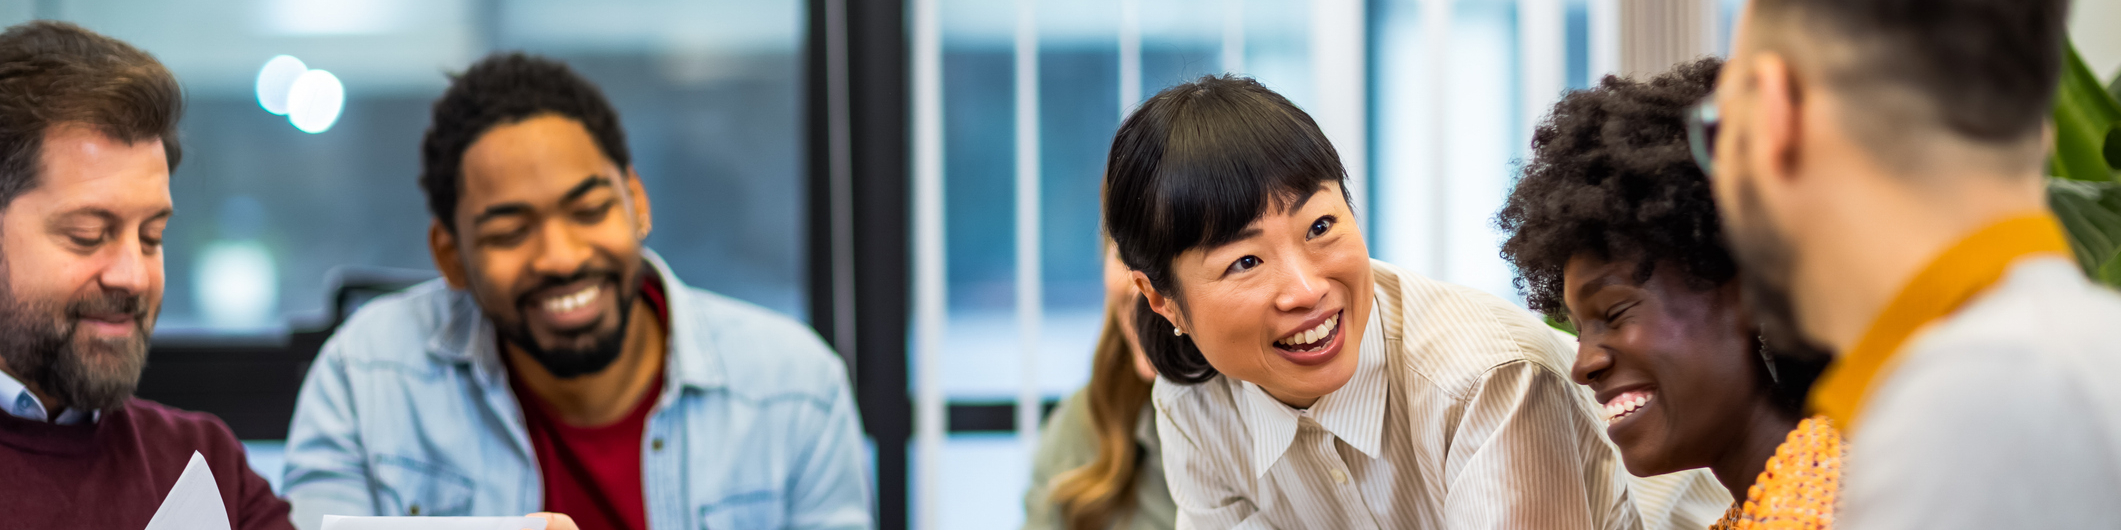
<box><xmin>785</xmin><ymin>361</ymin><xmax>876</xmax><ymax>530</ymax></box>
<box><xmin>281</xmin><ymin>337</ymin><xmax>380</xmax><ymax>530</ymax></box>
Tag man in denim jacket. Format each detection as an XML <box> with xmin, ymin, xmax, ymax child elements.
<box><xmin>281</xmin><ymin>52</ymin><xmax>872</xmax><ymax>530</ymax></box>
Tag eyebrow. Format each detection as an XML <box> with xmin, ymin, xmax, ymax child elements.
<box><xmin>470</xmin><ymin>175</ymin><xmax>615</xmax><ymax>226</ymax></box>
<box><xmin>55</xmin><ymin>207</ymin><xmax>173</xmax><ymax>224</ymax></box>
<box><xmin>471</xmin><ymin>203</ymin><xmax>534</xmax><ymax>226</ymax></box>
<box><xmin>1205</xmin><ymin>184</ymin><xmax>1337</xmax><ymax>258</ymax></box>
<box><xmin>562</xmin><ymin>175</ymin><xmax>614</xmax><ymax>203</ymax></box>
<box><xmin>1572</xmin><ymin>272</ymin><xmax>1631</xmax><ymax>308</ymax></box>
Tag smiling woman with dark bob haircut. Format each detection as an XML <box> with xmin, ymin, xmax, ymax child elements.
<box><xmin>1102</xmin><ymin>74</ymin><xmax>1706</xmax><ymax>529</ymax></box>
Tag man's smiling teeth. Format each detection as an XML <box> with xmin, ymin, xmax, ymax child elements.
<box><xmin>542</xmin><ymin>284</ymin><xmax>601</xmax><ymax>314</ymax></box>
<box><xmin>1604</xmin><ymin>392</ymin><xmax>1655</xmax><ymax>425</ymax></box>
<box><xmin>1274</xmin><ymin>313</ymin><xmax>1339</xmax><ymax>350</ymax></box>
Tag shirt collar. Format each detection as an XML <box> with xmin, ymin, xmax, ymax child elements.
<box><xmin>1240</xmin><ymin>298</ymin><xmax>1388</xmax><ymax>477</ymax></box>
<box><xmin>1810</xmin><ymin>213</ymin><xmax>2071</xmax><ymax>433</ymax></box>
<box><xmin>1133</xmin><ymin>401</ymin><xmax>1160</xmax><ymax>454</ymax></box>
<box><xmin>424</xmin><ymin>247</ymin><xmax>726</xmax><ymax>394</ymax></box>
<box><xmin>0</xmin><ymin>368</ymin><xmax>95</xmax><ymax>425</ymax></box>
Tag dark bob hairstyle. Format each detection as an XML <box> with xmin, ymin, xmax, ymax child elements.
<box><xmin>1102</xmin><ymin>74</ymin><xmax>1351</xmax><ymax>384</ymax></box>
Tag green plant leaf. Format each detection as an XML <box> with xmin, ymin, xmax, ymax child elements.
<box><xmin>2109</xmin><ymin>69</ymin><xmax>2120</xmax><ymax>106</ymax></box>
<box><xmin>1543</xmin><ymin>313</ymin><xmax>1577</xmax><ymax>336</ymax></box>
<box><xmin>2052</xmin><ymin>45</ymin><xmax>2121</xmax><ymax>181</ymax></box>
<box><xmin>2108</xmin><ymin>122</ymin><xmax>2121</xmax><ymax>173</ymax></box>
<box><xmin>2048</xmin><ymin>178</ymin><xmax>2121</xmax><ymax>279</ymax></box>
<box><xmin>2098</xmin><ymin>252</ymin><xmax>2121</xmax><ymax>287</ymax></box>
<box><xmin>2109</xmin><ymin>63</ymin><xmax>2121</xmax><ymax>172</ymax></box>
<box><xmin>2110</xmin><ymin>71</ymin><xmax>2120</xmax><ymax>174</ymax></box>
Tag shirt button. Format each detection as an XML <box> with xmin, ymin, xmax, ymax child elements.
<box><xmin>653</xmin><ymin>438</ymin><xmax>665</xmax><ymax>451</ymax></box>
<box><xmin>1330</xmin><ymin>469</ymin><xmax>1348</xmax><ymax>484</ymax></box>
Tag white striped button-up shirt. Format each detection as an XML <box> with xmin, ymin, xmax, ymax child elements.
<box><xmin>1153</xmin><ymin>259</ymin><xmax>1699</xmax><ymax>530</ymax></box>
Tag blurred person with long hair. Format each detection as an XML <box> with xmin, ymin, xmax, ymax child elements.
<box><xmin>1022</xmin><ymin>243</ymin><xmax>1174</xmax><ymax>530</ymax></box>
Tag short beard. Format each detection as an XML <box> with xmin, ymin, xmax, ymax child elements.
<box><xmin>496</xmin><ymin>304</ymin><xmax>632</xmax><ymax>379</ymax></box>
<box><xmin>489</xmin><ymin>267</ymin><xmax>640</xmax><ymax>379</ymax></box>
<box><xmin>1727</xmin><ymin>170</ymin><xmax>1832</xmax><ymax>364</ymax></box>
<box><xmin>0</xmin><ymin>281</ymin><xmax>153</xmax><ymax>413</ymax></box>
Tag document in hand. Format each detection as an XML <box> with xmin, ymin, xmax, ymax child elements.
<box><xmin>319</xmin><ymin>516</ymin><xmax>549</xmax><ymax>530</ymax></box>
<box><xmin>143</xmin><ymin>451</ymin><xmax>231</xmax><ymax>530</ymax></box>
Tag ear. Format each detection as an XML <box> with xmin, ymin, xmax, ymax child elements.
<box><xmin>1751</xmin><ymin>52</ymin><xmax>1802</xmax><ymax>184</ymax></box>
<box><xmin>2040</xmin><ymin>120</ymin><xmax>2057</xmax><ymax>155</ymax></box>
<box><xmin>429</xmin><ymin>220</ymin><xmax>470</xmax><ymax>290</ymax></box>
<box><xmin>1130</xmin><ymin>271</ymin><xmax>1185</xmax><ymax>331</ymax></box>
<box><xmin>624</xmin><ymin>166</ymin><xmax>653</xmax><ymax>240</ymax></box>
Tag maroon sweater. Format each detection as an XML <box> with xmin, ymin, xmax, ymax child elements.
<box><xmin>0</xmin><ymin>398</ymin><xmax>293</xmax><ymax>530</ymax></box>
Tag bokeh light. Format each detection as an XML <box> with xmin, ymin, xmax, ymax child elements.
<box><xmin>285</xmin><ymin>69</ymin><xmax>345</xmax><ymax>134</ymax></box>
<box><xmin>253</xmin><ymin>55</ymin><xmax>307</xmax><ymax>115</ymax></box>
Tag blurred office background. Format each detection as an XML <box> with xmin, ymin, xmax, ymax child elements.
<box><xmin>2</xmin><ymin>0</ymin><xmax>2116</xmax><ymax>529</ymax></box>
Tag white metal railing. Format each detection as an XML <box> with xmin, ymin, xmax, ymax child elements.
<box><xmin>910</xmin><ymin>0</ymin><xmax>945</xmax><ymax>528</ymax></box>
<box><xmin>1313</xmin><ymin>0</ymin><xmax>1368</xmax><ymax>220</ymax></box>
<box><xmin>1013</xmin><ymin>0</ymin><xmax>1044</xmax><ymax>453</ymax></box>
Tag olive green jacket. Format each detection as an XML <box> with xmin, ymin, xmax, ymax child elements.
<box><xmin>1022</xmin><ymin>388</ymin><xmax>1177</xmax><ymax>530</ymax></box>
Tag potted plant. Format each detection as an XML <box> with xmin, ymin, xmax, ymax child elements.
<box><xmin>2046</xmin><ymin>43</ymin><xmax>2121</xmax><ymax>284</ymax></box>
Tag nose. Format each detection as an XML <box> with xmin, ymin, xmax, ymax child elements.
<box><xmin>1271</xmin><ymin>254</ymin><xmax>1328</xmax><ymax>314</ymax></box>
<box><xmin>98</xmin><ymin>234</ymin><xmax>156</xmax><ymax>296</ymax></box>
<box><xmin>1570</xmin><ymin>332</ymin><xmax>1612</xmax><ymax>386</ymax></box>
<box><xmin>530</xmin><ymin>220</ymin><xmax>594</xmax><ymax>278</ymax></box>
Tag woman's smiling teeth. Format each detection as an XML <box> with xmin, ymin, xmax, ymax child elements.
<box><xmin>1604</xmin><ymin>391</ymin><xmax>1655</xmax><ymax>425</ymax></box>
<box><xmin>1274</xmin><ymin>313</ymin><xmax>1339</xmax><ymax>352</ymax></box>
<box><xmin>543</xmin><ymin>284</ymin><xmax>601</xmax><ymax>314</ymax></box>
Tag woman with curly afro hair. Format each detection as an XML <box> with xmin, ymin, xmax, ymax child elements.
<box><xmin>1498</xmin><ymin>57</ymin><xmax>1841</xmax><ymax>529</ymax></box>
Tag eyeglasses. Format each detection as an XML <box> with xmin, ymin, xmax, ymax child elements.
<box><xmin>1684</xmin><ymin>96</ymin><xmax>1720</xmax><ymax>176</ymax></box>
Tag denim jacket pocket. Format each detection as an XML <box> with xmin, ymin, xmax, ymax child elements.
<box><xmin>369</xmin><ymin>455</ymin><xmax>476</xmax><ymax>517</ymax></box>
<box><xmin>698</xmin><ymin>490</ymin><xmax>783</xmax><ymax>530</ymax></box>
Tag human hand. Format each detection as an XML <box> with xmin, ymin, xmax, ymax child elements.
<box><xmin>524</xmin><ymin>512</ymin><xmax>578</xmax><ymax>530</ymax></box>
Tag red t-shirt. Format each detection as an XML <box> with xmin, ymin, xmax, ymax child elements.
<box><xmin>510</xmin><ymin>276</ymin><xmax>669</xmax><ymax>530</ymax></box>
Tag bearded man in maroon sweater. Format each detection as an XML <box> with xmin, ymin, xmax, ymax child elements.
<box><xmin>0</xmin><ymin>21</ymin><xmax>294</xmax><ymax>530</ymax></box>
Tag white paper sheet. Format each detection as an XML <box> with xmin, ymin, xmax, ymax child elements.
<box><xmin>319</xmin><ymin>515</ymin><xmax>549</xmax><ymax>530</ymax></box>
<box><xmin>142</xmin><ymin>451</ymin><xmax>232</xmax><ymax>530</ymax></box>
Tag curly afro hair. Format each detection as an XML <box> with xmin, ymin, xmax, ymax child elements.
<box><xmin>420</xmin><ymin>53</ymin><xmax>631</xmax><ymax>232</ymax></box>
<box><xmin>1498</xmin><ymin>57</ymin><xmax>1728</xmax><ymax>320</ymax></box>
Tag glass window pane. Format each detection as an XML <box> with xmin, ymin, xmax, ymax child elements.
<box><xmin>1370</xmin><ymin>0</ymin><xmax>1525</xmax><ymax>304</ymax></box>
<box><xmin>17</xmin><ymin>0</ymin><xmax>807</xmax><ymax>332</ymax></box>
